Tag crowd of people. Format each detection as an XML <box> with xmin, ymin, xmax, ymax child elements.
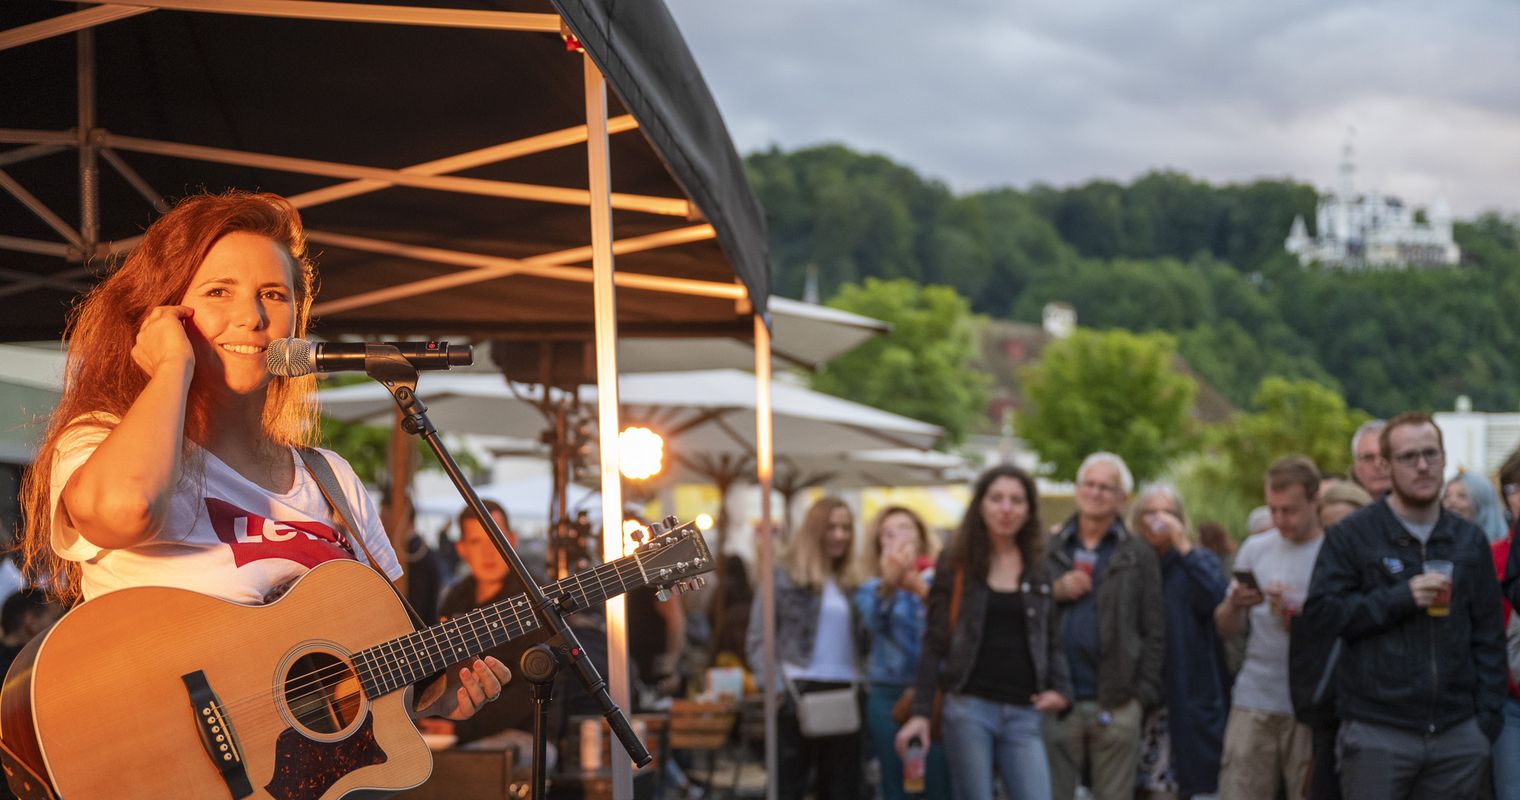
<box><xmin>741</xmin><ymin>412</ymin><xmax>1520</xmax><ymax>800</ymax></box>
<box><xmin>4</xmin><ymin>189</ymin><xmax>1520</xmax><ymax>800</ymax></box>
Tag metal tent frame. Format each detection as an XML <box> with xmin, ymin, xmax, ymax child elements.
<box><xmin>0</xmin><ymin>3</ymin><xmax>782</xmax><ymax>797</ymax></box>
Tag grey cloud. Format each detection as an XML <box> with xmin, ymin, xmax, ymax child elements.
<box><xmin>666</xmin><ymin>0</ymin><xmax>1520</xmax><ymax>215</ymax></box>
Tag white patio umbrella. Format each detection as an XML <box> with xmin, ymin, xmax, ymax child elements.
<box><xmin>0</xmin><ymin>343</ymin><xmax>67</xmax><ymax>462</ymax></box>
<box><xmin>609</xmin><ymin>296</ymin><xmax>888</xmax><ymax>372</ymax></box>
<box><xmin>320</xmin><ymin>369</ymin><xmax>944</xmax><ymax>565</ymax></box>
<box><xmin>319</xmin><ymin>370</ymin><xmax>942</xmax><ymax>455</ymax></box>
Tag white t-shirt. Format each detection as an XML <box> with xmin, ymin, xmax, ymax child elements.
<box><xmin>1230</xmin><ymin>528</ymin><xmax>1324</xmax><ymax>715</ymax></box>
<box><xmin>789</xmin><ymin>578</ymin><xmax>859</xmax><ymax>683</ymax></box>
<box><xmin>50</xmin><ymin>417</ymin><xmax>402</xmax><ymax>605</ymax></box>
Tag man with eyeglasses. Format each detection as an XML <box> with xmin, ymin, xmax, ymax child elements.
<box><xmin>1350</xmin><ymin>419</ymin><xmax>1390</xmax><ymax>498</ymax></box>
<box><xmin>1305</xmin><ymin>413</ymin><xmax>1504</xmax><ymax>799</ymax></box>
<box><xmin>1045</xmin><ymin>452</ymin><xmax>1164</xmax><ymax>800</ymax></box>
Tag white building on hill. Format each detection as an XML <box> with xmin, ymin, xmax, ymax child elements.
<box><xmin>1284</xmin><ymin>141</ymin><xmax>1460</xmax><ymax>269</ymax></box>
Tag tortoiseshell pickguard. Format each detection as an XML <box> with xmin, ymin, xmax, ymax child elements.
<box><xmin>264</xmin><ymin>714</ymin><xmax>388</xmax><ymax>800</ymax></box>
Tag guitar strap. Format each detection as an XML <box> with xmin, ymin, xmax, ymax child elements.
<box><xmin>296</xmin><ymin>447</ymin><xmax>429</xmax><ymax>633</ymax></box>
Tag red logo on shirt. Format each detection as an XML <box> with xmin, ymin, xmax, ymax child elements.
<box><xmin>205</xmin><ymin>498</ymin><xmax>356</xmax><ymax>569</ymax></box>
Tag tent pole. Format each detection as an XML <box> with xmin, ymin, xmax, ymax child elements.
<box><xmin>76</xmin><ymin>24</ymin><xmax>99</xmax><ymax>254</ymax></box>
<box><xmin>584</xmin><ymin>52</ymin><xmax>633</xmax><ymax>800</ymax></box>
<box><xmin>754</xmin><ymin>313</ymin><xmax>778</xmax><ymax>800</ymax></box>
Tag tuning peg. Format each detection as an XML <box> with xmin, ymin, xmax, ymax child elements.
<box><xmin>692</xmin><ymin>577</ymin><xmax>706</xmax><ymax>590</ymax></box>
<box><xmin>663</xmin><ymin>515</ymin><xmax>679</xmax><ymax>529</ymax></box>
<box><xmin>629</xmin><ymin>527</ymin><xmax>646</xmax><ymax>545</ymax></box>
<box><xmin>655</xmin><ymin>587</ymin><xmax>672</xmax><ymax>602</ymax></box>
<box><xmin>649</xmin><ymin>521</ymin><xmax>666</xmax><ymax>536</ymax></box>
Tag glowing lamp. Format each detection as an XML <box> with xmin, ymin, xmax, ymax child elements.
<box><xmin>618</xmin><ymin>426</ymin><xmax>664</xmax><ymax>481</ymax></box>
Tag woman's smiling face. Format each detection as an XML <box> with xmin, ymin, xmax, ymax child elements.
<box><xmin>178</xmin><ymin>232</ymin><xmax>296</xmax><ymax>396</ymax></box>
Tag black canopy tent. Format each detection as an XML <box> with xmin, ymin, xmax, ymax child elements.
<box><xmin>0</xmin><ymin>3</ymin><xmax>783</xmax><ymax>797</ymax></box>
<box><xmin>0</xmin><ymin>0</ymin><xmax>769</xmax><ymax>340</ymax></box>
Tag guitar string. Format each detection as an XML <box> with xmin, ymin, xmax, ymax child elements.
<box><xmin>210</xmin><ymin>555</ymin><xmax>658</xmax><ymax>741</ymax></box>
<box><xmin>222</xmin><ymin>551</ymin><xmax>694</xmax><ymax>742</ymax></box>
<box><xmin>250</xmin><ymin>554</ymin><xmax>648</xmax><ymax>704</ymax></box>
<box><xmin>236</xmin><ymin>540</ymin><xmax>689</xmax><ymax>715</ymax></box>
<box><xmin>207</xmin><ymin>592</ymin><xmax>540</xmax><ymax>734</ymax></box>
<box><xmin>206</xmin><ymin>554</ymin><xmax>678</xmax><ymax>729</ymax></box>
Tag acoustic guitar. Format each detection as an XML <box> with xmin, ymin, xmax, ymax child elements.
<box><xmin>0</xmin><ymin>520</ymin><xmax>711</xmax><ymax>800</ymax></box>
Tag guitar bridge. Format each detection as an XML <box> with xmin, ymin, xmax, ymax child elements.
<box><xmin>182</xmin><ymin>670</ymin><xmax>253</xmax><ymax>799</ymax></box>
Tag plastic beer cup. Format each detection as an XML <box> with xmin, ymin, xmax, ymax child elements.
<box><xmin>1424</xmin><ymin>560</ymin><xmax>1454</xmax><ymax>617</ymax></box>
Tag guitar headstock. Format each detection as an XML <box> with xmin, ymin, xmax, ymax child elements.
<box><xmin>631</xmin><ymin>516</ymin><xmax>714</xmax><ymax>599</ymax></box>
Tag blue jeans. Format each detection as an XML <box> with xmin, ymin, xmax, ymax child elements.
<box><xmin>866</xmin><ymin>683</ymin><xmax>951</xmax><ymax>800</ymax></box>
<box><xmin>1494</xmin><ymin>697</ymin><xmax>1520</xmax><ymax>800</ymax></box>
<box><xmin>941</xmin><ymin>692</ymin><xmax>1052</xmax><ymax>800</ymax></box>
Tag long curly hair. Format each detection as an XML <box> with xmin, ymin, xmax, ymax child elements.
<box><xmin>949</xmin><ymin>464</ymin><xmax>1045</xmax><ymax>581</ymax></box>
<box><xmin>19</xmin><ymin>192</ymin><xmax>319</xmax><ymax>604</ymax></box>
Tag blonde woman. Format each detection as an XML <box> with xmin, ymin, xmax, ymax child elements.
<box><xmin>746</xmin><ymin>496</ymin><xmax>866</xmax><ymax>800</ymax></box>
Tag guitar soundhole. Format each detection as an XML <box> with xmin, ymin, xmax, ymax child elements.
<box><xmin>281</xmin><ymin>651</ymin><xmax>363</xmax><ymax>736</ymax></box>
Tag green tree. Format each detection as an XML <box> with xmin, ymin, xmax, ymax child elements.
<box><xmin>810</xmin><ymin>278</ymin><xmax>990</xmax><ymax>445</ymax></box>
<box><xmin>1015</xmin><ymin>328</ymin><xmax>1197</xmax><ymax>482</ymax></box>
<box><xmin>1177</xmin><ymin>377</ymin><xmax>1369</xmax><ymax>536</ymax></box>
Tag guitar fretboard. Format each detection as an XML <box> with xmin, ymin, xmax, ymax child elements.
<box><xmin>352</xmin><ymin>550</ymin><xmax>658</xmax><ymax>698</ymax></box>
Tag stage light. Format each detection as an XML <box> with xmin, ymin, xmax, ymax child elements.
<box><xmin>695</xmin><ymin>513</ymin><xmax>714</xmax><ymax>532</ymax></box>
<box><xmin>618</xmin><ymin>426</ymin><xmax>664</xmax><ymax>480</ymax></box>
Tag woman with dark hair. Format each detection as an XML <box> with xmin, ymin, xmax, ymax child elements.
<box><xmin>895</xmin><ymin>465</ymin><xmax>1072</xmax><ymax>800</ymax></box>
<box><xmin>855</xmin><ymin>506</ymin><xmax>951</xmax><ymax>800</ymax></box>
<box><xmin>19</xmin><ymin>191</ymin><xmax>508</xmax><ymax>721</ymax></box>
<box><xmin>746</xmin><ymin>495</ymin><xmax>866</xmax><ymax>800</ymax></box>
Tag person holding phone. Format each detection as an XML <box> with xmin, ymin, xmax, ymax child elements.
<box><xmin>856</xmin><ymin>506</ymin><xmax>950</xmax><ymax>800</ymax></box>
<box><xmin>1131</xmin><ymin>483</ymin><xmax>1229</xmax><ymax>800</ymax></box>
<box><xmin>1213</xmin><ymin>456</ymin><xmax>1325</xmax><ymax>799</ymax></box>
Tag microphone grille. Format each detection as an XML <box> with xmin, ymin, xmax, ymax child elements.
<box><xmin>266</xmin><ymin>338</ymin><xmax>315</xmax><ymax>377</ymax></box>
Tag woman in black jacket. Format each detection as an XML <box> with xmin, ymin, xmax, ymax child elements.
<box><xmin>895</xmin><ymin>465</ymin><xmax>1072</xmax><ymax>800</ymax></box>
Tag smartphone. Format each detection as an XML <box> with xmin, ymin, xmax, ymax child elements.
<box><xmin>1232</xmin><ymin>569</ymin><xmax>1260</xmax><ymax>590</ymax></box>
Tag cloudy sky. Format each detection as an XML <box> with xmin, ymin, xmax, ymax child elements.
<box><xmin>662</xmin><ymin>0</ymin><xmax>1520</xmax><ymax>217</ymax></box>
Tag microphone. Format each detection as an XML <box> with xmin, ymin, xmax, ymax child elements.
<box><xmin>266</xmin><ymin>338</ymin><xmax>473</xmax><ymax>377</ymax></box>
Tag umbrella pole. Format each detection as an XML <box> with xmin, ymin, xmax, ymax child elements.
<box><xmin>755</xmin><ymin>313</ymin><xmax>778</xmax><ymax>800</ymax></box>
<box><xmin>386</xmin><ymin>406</ymin><xmax>414</xmax><ymax>597</ymax></box>
<box><xmin>709</xmin><ymin>469</ymin><xmax>734</xmax><ymax>655</ymax></box>
<box><xmin>584</xmin><ymin>52</ymin><xmax>634</xmax><ymax>800</ymax></box>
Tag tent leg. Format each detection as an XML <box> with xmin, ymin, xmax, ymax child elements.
<box><xmin>754</xmin><ymin>313</ymin><xmax>778</xmax><ymax>800</ymax></box>
<box><xmin>584</xmin><ymin>51</ymin><xmax>633</xmax><ymax>800</ymax></box>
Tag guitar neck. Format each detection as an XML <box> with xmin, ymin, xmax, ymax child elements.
<box><xmin>353</xmin><ymin>551</ymin><xmax>653</xmax><ymax>698</ymax></box>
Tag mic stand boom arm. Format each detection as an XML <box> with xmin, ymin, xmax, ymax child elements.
<box><xmin>363</xmin><ymin>349</ymin><xmax>653</xmax><ymax>783</ymax></box>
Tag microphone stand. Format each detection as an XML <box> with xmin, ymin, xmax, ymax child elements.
<box><xmin>363</xmin><ymin>350</ymin><xmax>651</xmax><ymax>800</ymax></box>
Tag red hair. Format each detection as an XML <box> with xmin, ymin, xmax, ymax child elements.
<box><xmin>19</xmin><ymin>192</ymin><xmax>319</xmax><ymax>603</ymax></box>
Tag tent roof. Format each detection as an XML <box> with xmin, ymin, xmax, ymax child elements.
<box><xmin>0</xmin><ymin>0</ymin><xmax>769</xmax><ymax>341</ymax></box>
